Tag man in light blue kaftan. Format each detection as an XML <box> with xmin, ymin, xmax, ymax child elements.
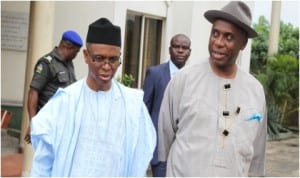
<box><xmin>30</xmin><ymin>17</ymin><xmax>156</xmax><ymax>177</ymax></box>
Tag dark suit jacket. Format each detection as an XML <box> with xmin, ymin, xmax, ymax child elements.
<box><xmin>143</xmin><ymin>62</ymin><xmax>171</xmax><ymax>165</ymax></box>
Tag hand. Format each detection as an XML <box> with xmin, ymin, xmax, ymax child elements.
<box><xmin>24</xmin><ymin>126</ymin><xmax>31</xmax><ymax>144</ymax></box>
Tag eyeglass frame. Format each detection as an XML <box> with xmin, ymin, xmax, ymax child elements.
<box><xmin>86</xmin><ymin>49</ymin><xmax>121</xmax><ymax>66</ymax></box>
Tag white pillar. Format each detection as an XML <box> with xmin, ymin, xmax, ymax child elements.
<box><xmin>163</xmin><ymin>0</ymin><xmax>173</xmax><ymax>62</ymax></box>
<box><xmin>20</xmin><ymin>1</ymin><xmax>55</xmax><ymax>176</ymax></box>
<box><xmin>268</xmin><ymin>1</ymin><xmax>281</xmax><ymax>56</ymax></box>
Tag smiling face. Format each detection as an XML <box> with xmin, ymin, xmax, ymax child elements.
<box><xmin>84</xmin><ymin>43</ymin><xmax>121</xmax><ymax>91</ymax></box>
<box><xmin>208</xmin><ymin>19</ymin><xmax>248</xmax><ymax>76</ymax></box>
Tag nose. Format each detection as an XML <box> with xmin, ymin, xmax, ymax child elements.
<box><xmin>177</xmin><ymin>47</ymin><xmax>184</xmax><ymax>53</ymax></box>
<box><xmin>101</xmin><ymin>60</ymin><xmax>112</xmax><ymax>70</ymax></box>
<box><xmin>102</xmin><ymin>59</ymin><xmax>110</xmax><ymax>65</ymax></box>
<box><xmin>214</xmin><ymin>36</ymin><xmax>225</xmax><ymax>47</ymax></box>
<box><xmin>176</xmin><ymin>46</ymin><xmax>188</xmax><ymax>54</ymax></box>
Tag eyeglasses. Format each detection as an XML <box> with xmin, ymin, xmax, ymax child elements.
<box><xmin>87</xmin><ymin>50</ymin><xmax>120</xmax><ymax>66</ymax></box>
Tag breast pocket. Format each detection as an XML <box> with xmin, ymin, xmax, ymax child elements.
<box><xmin>231</xmin><ymin>105</ymin><xmax>263</xmax><ymax>172</ymax></box>
<box><xmin>57</xmin><ymin>71</ymin><xmax>69</xmax><ymax>83</ymax></box>
<box><xmin>234</xmin><ymin>105</ymin><xmax>263</xmax><ymax>142</ymax></box>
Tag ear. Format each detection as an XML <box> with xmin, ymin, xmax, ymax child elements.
<box><xmin>83</xmin><ymin>49</ymin><xmax>89</xmax><ymax>64</ymax></box>
<box><xmin>240</xmin><ymin>38</ymin><xmax>248</xmax><ymax>50</ymax></box>
<box><xmin>188</xmin><ymin>48</ymin><xmax>192</xmax><ymax>56</ymax></box>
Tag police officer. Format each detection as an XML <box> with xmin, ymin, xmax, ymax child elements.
<box><xmin>24</xmin><ymin>30</ymin><xmax>83</xmax><ymax>144</ymax></box>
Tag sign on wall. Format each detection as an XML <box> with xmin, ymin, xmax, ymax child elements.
<box><xmin>1</xmin><ymin>11</ymin><xmax>29</xmax><ymax>51</ymax></box>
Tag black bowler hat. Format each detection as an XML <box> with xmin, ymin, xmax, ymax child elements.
<box><xmin>204</xmin><ymin>1</ymin><xmax>258</xmax><ymax>38</ymax></box>
<box><xmin>86</xmin><ymin>18</ymin><xmax>121</xmax><ymax>47</ymax></box>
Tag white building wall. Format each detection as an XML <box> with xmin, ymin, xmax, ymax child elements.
<box><xmin>1</xmin><ymin>2</ymin><xmax>30</xmax><ymax>105</ymax></box>
<box><xmin>1</xmin><ymin>1</ymin><xmax>255</xmax><ymax>104</ymax></box>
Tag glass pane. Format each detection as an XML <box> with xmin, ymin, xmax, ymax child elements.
<box><xmin>142</xmin><ymin>18</ymin><xmax>162</xmax><ymax>84</ymax></box>
<box><xmin>123</xmin><ymin>13</ymin><xmax>142</xmax><ymax>88</ymax></box>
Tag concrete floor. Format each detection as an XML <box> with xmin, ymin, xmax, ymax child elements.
<box><xmin>265</xmin><ymin>135</ymin><xmax>299</xmax><ymax>177</ymax></box>
<box><xmin>1</xmin><ymin>130</ymin><xmax>299</xmax><ymax>177</ymax></box>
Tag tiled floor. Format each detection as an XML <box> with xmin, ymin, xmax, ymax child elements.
<box><xmin>1</xmin><ymin>130</ymin><xmax>23</xmax><ymax>177</ymax></box>
<box><xmin>1</xmin><ymin>153</ymin><xmax>23</xmax><ymax>177</ymax></box>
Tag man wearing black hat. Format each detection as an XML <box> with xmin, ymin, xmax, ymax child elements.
<box><xmin>25</xmin><ymin>30</ymin><xmax>82</xmax><ymax>144</ymax></box>
<box><xmin>158</xmin><ymin>1</ymin><xmax>267</xmax><ymax>176</ymax></box>
<box><xmin>30</xmin><ymin>18</ymin><xmax>156</xmax><ymax>177</ymax></box>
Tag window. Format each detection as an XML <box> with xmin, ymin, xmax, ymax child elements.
<box><xmin>122</xmin><ymin>11</ymin><xmax>163</xmax><ymax>88</ymax></box>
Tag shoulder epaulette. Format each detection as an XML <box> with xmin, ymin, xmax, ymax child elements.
<box><xmin>44</xmin><ymin>55</ymin><xmax>53</xmax><ymax>62</ymax></box>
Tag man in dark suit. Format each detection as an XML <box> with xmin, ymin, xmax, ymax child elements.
<box><xmin>143</xmin><ymin>34</ymin><xmax>191</xmax><ymax>177</ymax></box>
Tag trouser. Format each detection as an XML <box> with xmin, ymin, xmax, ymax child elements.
<box><xmin>151</xmin><ymin>161</ymin><xmax>166</xmax><ymax>177</ymax></box>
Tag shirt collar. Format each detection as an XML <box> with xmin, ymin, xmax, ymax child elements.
<box><xmin>169</xmin><ymin>59</ymin><xmax>179</xmax><ymax>78</ymax></box>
